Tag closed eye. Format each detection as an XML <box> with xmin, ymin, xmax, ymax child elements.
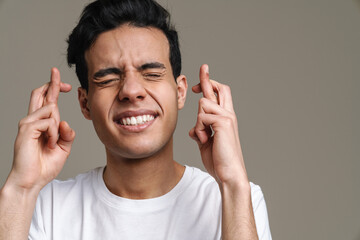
<box><xmin>95</xmin><ymin>78</ymin><xmax>120</xmax><ymax>86</ymax></box>
<box><xmin>144</xmin><ymin>73</ymin><xmax>164</xmax><ymax>80</ymax></box>
<box><xmin>146</xmin><ymin>74</ymin><xmax>161</xmax><ymax>77</ymax></box>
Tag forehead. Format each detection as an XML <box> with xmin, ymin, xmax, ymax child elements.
<box><xmin>85</xmin><ymin>25</ymin><xmax>170</xmax><ymax>70</ymax></box>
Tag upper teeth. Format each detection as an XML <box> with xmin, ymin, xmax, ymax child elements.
<box><xmin>119</xmin><ymin>115</ymin><xmax>155</xmax><ymax>126</ymax></box>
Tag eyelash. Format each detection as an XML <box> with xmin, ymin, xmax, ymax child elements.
<box><xmin>97</xmin><ymin>79</ymin><xmax>119</xmax><ymax>85</ymax></box>
<box><xmin>144</xmin><ymin>73</ymin><xmax>162</xmax><ymax>79</ymax></box>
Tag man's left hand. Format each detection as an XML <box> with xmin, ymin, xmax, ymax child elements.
<box><xmin>189</xmin><ymin>64</ymin><xmax>249</xmax><ymax>187</ymax></box>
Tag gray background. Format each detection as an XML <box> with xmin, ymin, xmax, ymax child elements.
<box><xmin>1</xmin><ymin>0</ymin><xmax>359</xmax><ymax>239</ymax></box>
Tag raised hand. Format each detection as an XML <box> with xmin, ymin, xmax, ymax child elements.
<box><xmin>189</xmin><ymin>64</ymin><xmax>259</xmax><ymax>239</ymax></box>
<box><xmin>189</xmin><ymin>64</ymin><xmax>248</xmax><ymax>186</ymax></box>
<box><xmin>8</xmin><ymin>68</ymin><xmax>75</xmax><ymax>191</ymax></box>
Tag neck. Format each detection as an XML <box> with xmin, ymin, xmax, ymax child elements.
<box><xmin>103</xmin><ymin>138</ymin><xmax>185</xmax><ymax>199</ymax></box>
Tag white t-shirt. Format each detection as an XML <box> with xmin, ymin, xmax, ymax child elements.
<box><xmin>29</xmin><ymin>166</ymin><xmax>271</xmax><ymax>240</ymax></box>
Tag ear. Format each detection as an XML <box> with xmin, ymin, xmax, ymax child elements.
<box><xmin>176</xmin><ymin>75</ymin><xmax>188</xmax><ymax>110</ymax></box>
<box><xmin>78</xmin><ymin>87</ymin><xmax>91</xmax><ymax>120</ymax></box>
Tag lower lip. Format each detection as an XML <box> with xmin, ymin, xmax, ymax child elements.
<box><xmin>114</xmin><ymin>117</ymin><xmax>156</xmax><ymax>132</ymax></box>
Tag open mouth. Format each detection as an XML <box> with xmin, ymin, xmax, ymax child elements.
<box><xmin>115</xmin><ymin>114</ymin><xmax>157</xmax><ymax>126</ymax></box>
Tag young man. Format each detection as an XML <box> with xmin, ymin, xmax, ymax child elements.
<box><xmin>0</xmin><ymin>0</ymin><xmax>271</xmax><ymax>239</ymax></box>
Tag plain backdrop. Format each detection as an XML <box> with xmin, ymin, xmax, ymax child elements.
<box><xmin>1</xmin><ymin>0</ymin><xmax>359</xmax><ymax>239</ymax></box>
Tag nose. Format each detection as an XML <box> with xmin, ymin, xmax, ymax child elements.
<box><xmin>118</xmin><ymin>72</ymin><xmax>147</xmax><ymax>102</ymax></box>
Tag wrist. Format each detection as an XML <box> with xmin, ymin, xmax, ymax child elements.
<box><xmin>1</xmin><ymin>182</ymin><xmax>40</xmax><ymax>200</ymax></box>
<box><xmin>219</xmin><ymin>177</ymin><xmax>251</xmax><ymax>198</ymax></box>
<box><xmin>3</xmin><ymin>172</ymin><xmax>43</xmax><ymax>198</ymax></box>
<box><xmin>0</xmin><ymin>176</ymin><xmax>41</xmax><ymax>240</ymax></box>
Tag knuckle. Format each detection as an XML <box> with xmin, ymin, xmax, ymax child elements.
<box><xmin>48</xmin><ymin>103</ymin><xmax>57</xmax><ymax>109</ymax></box>
<box><xmin>30</xmin><ymin>89</ymin><xmax>38</xmax><ymax>97</ymax></box>
<box><xmin>18</xmin><ymin>119</ymin><xmax>25</xmax><ymax>128</ymax></box>
<box><xmin>18</xmin><ymin>117</ymin><xmax>30</xmax><ymax>129</ymax></box>
<box><xmin>49</xmin><ymin>117</ymin><xmax>57</xmax><ymax>126</ymax></box>
<box><xmin>47</xmin><ymin>103</ymin><xmax>58</xmax><ymax>113</ymax></box>
<box><xmin>18</xmin><ymin>121</ymin><xmax>29</xmax><ymax>134</ymax></box>
<box><xmin>194</xmin><ymin>128</ymin><xmax>202</xmax><ymax>136</ymax></box>
<box><xmin>223</xmin><ymin>117</ymin><xmax>233</xmax><ymax>127</ymax></box>
<box><xmin>224</xmin><ymin>85</ymin><xmax>231</xmax><ymax>93</ymax></box>
<box><xmin>30</xmin><ymin>87</ymin><xmax>43</xmax><ymax>98</ymax></box>
<box><xmin>229</xmin><ymin>112</ymin><xmax>236</xmax><ymax>121</ymax></box>
<box><xmin>199</xmin><ymin>97</ymin><xmax>206</xmax><ymax>105</ymax></box>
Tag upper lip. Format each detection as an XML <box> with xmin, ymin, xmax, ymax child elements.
<box><xmin>113</xmin><ymin>109</ymin><xmax>158</xmax><ymax>122</ymax></box>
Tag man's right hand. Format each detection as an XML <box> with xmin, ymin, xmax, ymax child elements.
<box><xmin>0</xmin><ymin>68</ymin><xmax>75</xmax><ymax>239</ymax></box>
<box><xmin>7</xmin><ymin>67</ymin><xmax>75</xmax><ymax>192</ymax></box>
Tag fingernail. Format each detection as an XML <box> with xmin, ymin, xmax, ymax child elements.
<box><xmin>205</xmin><ymin>65</ymin><xmax>209</xmax><ymax>74</ymax></box>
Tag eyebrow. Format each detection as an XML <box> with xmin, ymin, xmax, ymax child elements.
<box><xmin>138</xmin><ymin>62</ymin><xmax>166</xmax><ymax>71</ymax></box>
<box><xmin>93</xmin><ymin>67</ymin><xmax>121</xmax><ymax>80</ymax></box>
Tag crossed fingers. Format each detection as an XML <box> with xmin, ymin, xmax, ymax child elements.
<box><xmin>28</xmin><ymin>68</ymin><xmax>71</xmax><ymax>121</ymax></box>
<box><xmin>190</xmin><ymin>64</ymin><xmax>237</xmax><ymax>144</ymax></box>
<box><xmin>24</xmin><ymin>68</ymin><xmax>72</xmax><ymax>148</ymax></box>
<box><xmin>192</xmin><ymin>64</ymin><xmax>234</xmax><ymax>112</ymax></box>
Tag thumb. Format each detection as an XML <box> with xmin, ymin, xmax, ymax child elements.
<box><xmin>57</xmin><ymin>121</ymin><xmax>75</xmax><ymax>153</ymax></box>
<box><xmin>189</xmin><ymin>127</ymin><xmax>202</xmax><ymax>147</ymax></box>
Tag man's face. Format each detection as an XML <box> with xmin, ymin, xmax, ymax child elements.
<box><xmin>78</xmin><ymin>24</ymin><xmax>187</xmax><ymax>159</ymax></box>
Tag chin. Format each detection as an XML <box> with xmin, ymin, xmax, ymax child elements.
<box><xmin>106</xmin><ymin>138</ymin><xmax>172</xmax><ymax>160</ymax></box>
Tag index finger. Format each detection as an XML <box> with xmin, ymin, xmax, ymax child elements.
<box><xmin>199</xmin><ymin>64</ymin><xmax>218</xmax><ymax>103</ymax></box>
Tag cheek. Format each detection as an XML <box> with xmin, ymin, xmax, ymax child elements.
<box><xmin>88</xmin><ymin>91</ymin><xmax>114</xmax><ymax>121</ymax></box>
<box><xmin>153</xmin><ymin>82</ymin><xmax>178</xmax><ymax>107</ymax></box>
<box><xmin>157</xmin><ymin>84</ymin><xmax>179</xmax><ymax>126</ymax></box>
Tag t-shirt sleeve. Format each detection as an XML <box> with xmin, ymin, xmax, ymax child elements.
<box><xmin>251</xmin><ymin>183</ymin><xmax>272</xmax><ymax>240</ymax></box>
<box><xmin>28</xmin><ymin>200</ymin><xmax>46</xmax><ymax>240</ymax></box>
<box><xmin>28</xmin><ymin>183</ymin><xmax>52</xmax><ymax>240</ymax></box>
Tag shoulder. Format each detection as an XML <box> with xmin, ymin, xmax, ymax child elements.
<box><xmin>249</xmin><ymin>183</ymin><xmax>272</xmax><ymax>239</ymax></box>
<box><xmin>185</xmin><ymin>165</ymin><xmax>219</xmax><ymax>191</ymax></box>
<box><xmin>38</xmin><ymin>167</ymin><xmax>103</xmax><ymax>201</ymax></box>
<box><xmin>182</xmin><ymin>166</ymin><xmax>222</xmax><ymax>207</ymax></box>
<box><xmin>249</xmin><ymin>182</ymin><xmax>266</xmax><ymax>211</ymax></box>
<box><xmin>185</xmin><ymin>166</ymin><xmax>263</xmax><ymax>197</ymax></box>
